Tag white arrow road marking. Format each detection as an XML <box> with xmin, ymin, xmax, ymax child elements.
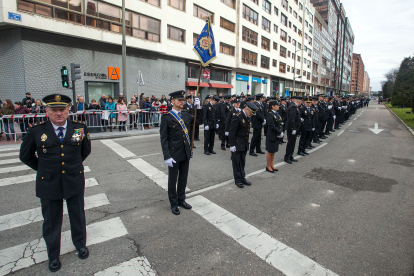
<box><xmin>369</xmin><ymin>123</ymin><xmax>384</xmax><ymax>134</ymax></box>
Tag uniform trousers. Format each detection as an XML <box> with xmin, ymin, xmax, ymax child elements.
<box><xmin>188</xmin><ymin>125</ymin><xmax>194</xmax><ymax>144</ymax></box>
<box><xmin>298</xmin><ymin>130</ymin><xmax>311</xmax><ymax>152</ymax></box>
<box><xmin>250</xmin><ymin>127</ymin><xmax>262</xmax><ymax>152</ymax></box>
<box><xmin>284</xmin><ymin>132</ymin><xmax>297</xmax><ymax>160</ymax></box>
<box><xmin>326</xmin><ymin>118</ymin><xmax>334</xmax><ymax>132</ymax></box>
<box><xmin>168</xmin><ymin>158</ymin><xmax>189</xmax><ymax>206</ymax></box>
<box><xmin>318</xmin><ymin>120</ymin><xmax>326</xmax><ymax>137</ymax></box>
<box><xmin>307</xmin><ymin>131</ymin><xmax>314</xmax><ymax>146</ymax></box>
<box><xmin>41</xmin><ymin>193</ymin><xmax>86</xmax><ymax>261</ymax></box>
<box><xmin>204</xmin><ymin>128</ymin><xmax>215</xmax><ymax>153</ymax></box>
<box><xmin>231</xmin><ymin>151</ymin><xmax>247</xmax><ymax>183</ymax></box>
<box><xmin>221</xmin><ymin>134</ymin><xmax>229</xmax><ymax>147</ymax></box>
<box><xmin>194</xmin><ymin>124</ymin><xmax>200</xmax><ymax>139</ymax></box>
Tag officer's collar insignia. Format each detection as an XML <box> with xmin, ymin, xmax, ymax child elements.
<box><xmin>242</xmin><ymin>119</ymin><xmax>245</xmax><ymax>123</ymax></box>
<box><xmin>87</xmin><ymin>133</ymin><xmax>90</xmax><ymax>140</ymax></box>
<box><xmin>41</xmin><ymin>134</ymin><xmax>47</xmax><ymax>141</ymax></box>
<box><xmin>55</xmin><ymin>95</ymin><xmax>61</xmax><ymax>102</ymax></box>
<box><xmin>209</xmin><ymin>107</ymin><xmax>211</xmax><ymax>110</ymax></box>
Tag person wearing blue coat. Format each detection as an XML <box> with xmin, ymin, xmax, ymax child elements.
<box><xmin>104</xmin><ymin>96</ymin><xmax>116</xmax><ymax>132</ymax></box>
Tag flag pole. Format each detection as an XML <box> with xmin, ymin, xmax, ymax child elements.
<box><xmin>191</xmin><ymin>63</ymin><xmax>202</xmax><ymax>153</ymax></box>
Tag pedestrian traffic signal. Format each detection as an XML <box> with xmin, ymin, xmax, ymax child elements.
<box><xmin>70</xmin><ymin>63</ymin><xmax>81</xmax><ymax>82</ymax></box>
<box><xmin>61</xmin><ymin>66</ymin><xmax>69</xmax><ymax>88</ymax></box>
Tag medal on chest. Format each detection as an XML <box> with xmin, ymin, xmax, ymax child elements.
<box><xmin>41</xmin><ymin>134</ymin><xmax>47</xmax><ymax>142</ymax></box>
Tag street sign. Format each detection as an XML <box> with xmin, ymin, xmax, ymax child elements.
<box><xmin>8</xmin><ymin>12</ymin><xmax>21</xmax><ymax>22</ymax></box>
<box><xmin>188</xmin><ymin>90</ymin><xmax>195</xmax><ymax>96</ymax></box>
<box><xmin>203</xmin><ymin>69</ymin><xmax>210</xmax><ymax>79</ymax></box>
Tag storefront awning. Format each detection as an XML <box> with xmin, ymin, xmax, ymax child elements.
<box><xmin>208</xmin><ymin>83</ymin><xmax>234</xmax><ymax>89</ymax></box>
<box><xmin>185</xmin><ymin>81</ymin><xmax>209</xmax><ymax>87</ymax></box>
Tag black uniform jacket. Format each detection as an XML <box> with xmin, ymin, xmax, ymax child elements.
<box><xmin>318</xmin><ymin>101</ymin><xmax>327</xmax><ymax>121</ymax></box>
<box><xmin>285</xmin><ymin>103</ymin><xmax>301</xmax><ymax>133</ymax></box>
<box><xmin>229</xmin><ymin>111</ymin><xmax>251</xmax><ymax>152</ymax></box>
<box><xmin>203</xmin><ymin>103</ymin><xmax>217</xmax><ymax>129</ymax></box>
<box><xmin>251</xmin><ymin>101</ymin><xmax>265</xmax><ymax>129</ymax></box>
<box><xmin>225</xmin><ymin>107</ymin><xmax>239</xmax><ymax>133</ymax></box>
<box><xmin>160</xmin><ymin>111</ymin><xmax>191</xmax><ymax>162</ymax></box>
<box><xmin>279</xmin><ymin>104</ymin><xmax>288</xmax><ymax>124</ymax></box>
<box><xmin>183</xmin><ymin>103</ymin><xmax>195</xmax><ymax>128</ymax></box>
<box><xmin>311</xmin><ymin>105</ymin><xmax>318</xmax><ymax>128</ymax></box>
<box><xmin>19</xmin><ymin>120</ymin><xmax>91</xmax><ymax>200</ymax></box>
<box><xmin>221</xmin><ymin>102</ymin><xmax>231</xmax><ymax>123</ymax></box>
<box><xmin>300</xmin><ymin>105</ymin><xmax>313</xmax><ymax>132</ymax></box>
<box><xmin>265</xmin><ymin>111</ymin><xmax>282</xmax><ymax>141</ymax></box>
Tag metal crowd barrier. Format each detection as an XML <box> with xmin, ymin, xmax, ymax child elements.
<box><xmin>0</xmin><ymin>109</ymin><xmax>164</xmax><ymax>142</ymax></box>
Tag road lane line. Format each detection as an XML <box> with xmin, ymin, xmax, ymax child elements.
<box><xmin>101</xmin><ymin>139</ymin><xmax>136</xmax><ymax>158</ymax></box>
<box><xmin>0</xmin><ymin>167</ymin><xmax>91</xmax><ymax>187</ymax></box>
<box><xmin>354</xmin><ymin>118</ymin><xmax>357</xmax><ymax>121</ymax></box>
<box><xmin>337</xmin><ymin>130</ymin><xmax>345</xmax><ymax>136</ymax></box>
<box><xmin>0</xmin><ymin>146</ymin><xmax>21</xmax><ymax>152</ymax></box>
<box><xmin>0</xmin><ymin>158</ymin><xmax>21</xmax><ymax>165</ymax></box>
<box><xmin>0</xmin><ymin>217</ymin><xmax>127</xmax><ymax>275</ymax></box>
<box><xmin>94</xmin><ymin>257</ymin><xmax>156</xmax><ymax>276</ymax></box>
<box><xmin>0</xmin><ymin>152</ymin><xmax>19</xmax><ymax>158</ymax></box>
<box><xmin>187</xmin><ymin>144</ymin><xmax>327</xmax><ymax>197</ymax></box>
<box><xmin>127</xmin><ymin>158</ymin><xmax>190</xmax><ymax>192</ymax></box>
<box><xmin>348</xmin><ymin>122</ymin><xmax>352</xmax><ymax>126</ymax></box>
<box><xmin>0</xmin><ymin>193</ymin><xmax>110</xmax><ymax>232</ymax></box>
<box><xmin>187</xmin><ymin>196</ymin><xmax>338</xmax><ymax>276</ymax></box>
<box><xmin>0</xmin><ymin>165</ymin><xmax>32</xmax><ymax>174</ymax></box>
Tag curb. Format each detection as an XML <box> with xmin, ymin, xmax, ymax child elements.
<box><xmin>385</xmin><ymin>104</ymin><xmax>414</xmax><ymax>137</ymax></box>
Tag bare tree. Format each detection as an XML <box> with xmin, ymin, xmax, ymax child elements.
<box><xmin>384</xmin><ymin>68</ymin><xmax>399</xmax><ymax>83</ymax></box>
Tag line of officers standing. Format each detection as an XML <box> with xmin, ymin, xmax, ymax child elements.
<box><xmin>175</xmin><ymin>93</ymin><xmax>368</xmax><ymax>188</ymax></box>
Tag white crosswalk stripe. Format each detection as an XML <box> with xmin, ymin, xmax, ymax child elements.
<box><xmin>0</xmin><ymin>193</ymin><xmax>110</xmax><ymax>232</ymax></box>
<box><xmin>0</xmin><ymin>159</ymin><xmax>22</xmax><ymax>165</ymax></box>
<box><xmin>94</xmin><ymin>257</ymin><xmax>156</xmax><ymax>276</ymax></box>
<box><xmin>0</xmin><ymin>165</ymin><xmax>31</xmax><ymax>174</ymax></box>
<box><xmin>0</xmin><ymin>152</ymin><xmax>19</xmax><ymax>158</ymax></box>
<box><xmin>0</xmin><ymin>146</ymin><xmax>21</xmax><ymax>152</ymax></box>
<box><xmin>0</xmin><ymin>217</ymin><xmax>128</xmax><ymax>275</ymax></box>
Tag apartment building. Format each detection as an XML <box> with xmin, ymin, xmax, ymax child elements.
<box><xmin>351</xmin><ymin>53</ymin><xmax>364</xmax><ymax>95</ymax></box>
<box><xmin>363</xmin><ymin>71</ymin><xmax>370</xmax><ymax>96</ymax></box>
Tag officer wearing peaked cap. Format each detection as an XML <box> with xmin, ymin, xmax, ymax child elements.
<box><xmin>220</xmin><ymin>95</ymin><xmax>232</xmax><ymax>150</ymax></box>
<box><xmin>203</xmin><ymin>95</ymin><xmax>219</xmax><ymax>155</ymax></box>
<box><xmin>297</xmin><ymin>96</ymin><xmax>313</xmax><ymax>156</ymax></box>
<box><xmin>250</xmin><ymin>94</ymin><xmax>266</xmax><ymax>156</ymax></box>
<box><xmin>160</xmin><ymin>90</ymin><xmax>193</xmax><ymax>215</ymax></box>
<box><xmin>284</xmin><ymin>96</ymin><xmax>302</xmax><ymax>164</ymax></box>
<box><xmin>19</xmin><ymin>94</ymin><xmax>91</xmax><ymax>272</ymax></box>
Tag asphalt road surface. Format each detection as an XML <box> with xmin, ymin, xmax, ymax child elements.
<box><xmin>1</xmin><ymin>103</ymin><xmax>414</xmax><ymax>276</ymax></box>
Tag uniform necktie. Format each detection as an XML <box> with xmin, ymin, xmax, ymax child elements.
<box><xmin>57</xmin><ymin>127</ymin><xmax>64</xmax><ymax>143</ymax></box>
<box><xmin>307</xmin><ymin>108</ymin><xmax>310</xmax><ymax>113</ymax></box>
<box><xmin>178</xmin><ymin>111</ymin><xmax>182</xmax><ymax>119</ymax></box>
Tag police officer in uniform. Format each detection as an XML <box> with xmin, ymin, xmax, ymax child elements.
<box><xmin>183</xmin><ymin>95</ymin><xmax>196</xmax><ymax>148</ymax></box>
<box><xmin>278</xmin><ymin>98</ymin><xmax>288</xmax><ymax>144</ymax></box>
<box><xmin>297</xmin><ymin>97</ymin><xmax>313</xmax><ymax>156</ymax></box>
<box><xmin>265</xmin><ymin>100</ymin><xmax>283</xmax><ymax>173</ymax></box>
<box><xmin>20</xmin><ymin>94</ymin><xmax>91</xmax><ymax>272</ymax></box>
<box><xmin>203</xmin><ymin>95</ymin><xmax>219</xmax><ymax>155</ymax></box>
<box><xmin>317</xmin><ymin>94</ymin><xmax>327</xmax><ymax>139</ymax></box>
<box><xmin>220</xmin><ymin>95</ymin><xmax>232</xmax><ymax>150</ymax></box>
<box><xmin>284</xmin><ymin>96</ymin><xmax>302</xmax><ymax>164</ymax></box>
<box><xmin>22</xmin><ymin>92</ymin><xmax>35</xmax><ymax>109</ymax></box>
<box><xmin>249</xmin><ymin>94</ymin><xmax>265</xmax><ymax>156</ymax></box>
<box><xmin>160</xmin><ymin>91</ymin><xmax>194</xmax><ymax>215</ymax></box>
<box><xmin>229</xmin><ymin>102</ymin><xmax>258</xmax><ymax>188</ymax></box>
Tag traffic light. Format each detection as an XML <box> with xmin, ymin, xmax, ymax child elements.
<box><xmin>70</xmin><ymin>63</ymin><xmax>81</xmax><ymax>82</ymax></box>
<box><xmin>61</xmin><ymin>66</ymin><xmax>69</xmax><ymax>88</ymax></box>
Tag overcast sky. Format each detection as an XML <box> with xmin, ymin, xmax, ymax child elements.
<box><xmin>343</xmin><ymin>0</ymin><xmax>414</xmax><ymax>91</ymax></box>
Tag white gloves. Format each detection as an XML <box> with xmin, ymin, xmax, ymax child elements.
<box><xmin>338</xmin><ymin>107</ymin><xmax>342</xmax><ymax>110</ymax></box>
<box><xmin>165</xmin><ymin>158</ymin><xmax>176</xmax><ymax>167</ymax></box>
<box><xmin>262</xmin><ymin>122</ymin><xmax>266</xmax><ymax>126</ymax></box>
<box><xmin>300</xmin><ymin>118</ymin><xmax>304</xmax><ymax>122</ymax></box>
<box><xmin>292</xmin><ymin>130</ymin><xmax>296</xmax><ymax>135</ymax></box>
<box><xmin>218</xmin><ymin>119</ymin><xmax>220</xmax><ymax>122</ymax></box>
<box><xmin>281</xmin><ymin>122</ymin><xmax>284</xmax><ymax>125</ymax></box>
<box><xmin>277</xmin><ymin>133</ymin><xmax>284</xmax><ymax>138</ymax></box>
<box><xmin>216</xmin><ymin>124</ymin><xmax>219</xmax><ymax>129</ymax></box>
<box><xmin>205</xmin><ymin>125</ymin><xmax>209</xmax><ymax>130</ymax></box>
<box><xmin>230</xmin><ymin>146</ymin><xmax>236</xmax><ymax>152</ymax></box>
<box><xmin>328</xmin><ymin>105</ymin><xmax>332</xmax><ymax>109</ymax></box>
<box><xmin>333</xmin><ymin>116</ymin><xmax>336</xmax><ymax>119</ymax></box>
<box><xmin>194</xmin><ymin>98</ymin><xmax>201</xmax><ymax>109</ymax></box>
<box><xmin>312</xmin><ymin>128</ymin><xmax>315</xmax><ymax>131</ymax></box>
<box><xmin>225</xmin><ymin>132</ymin><xmax>229</xmax><ymax>136</ymax></box>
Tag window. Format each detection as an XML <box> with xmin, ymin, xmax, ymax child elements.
<box><xmin>131</xmin><ymin>13</ymin><xmax>160</xmax><ymax>42</ymax></box>
<box><xmin>280</xmin><ymin>46</ymin><xmax>287</xmax><ymax>58</ymax></box>
<box><xmin>299</xmin><ymin>3</ymin><xmax>303</xmax><ymax>10</ymax></box>
<box><xmin>168</xmin><ymin>25</ymin><xmax>185</xmax><ymax>42</ymax></box>
<box><xmin>293</xmin><ymin>25</ymin><xmax>297</xmax><ymax>32</ymax></box>
<box><xmin>281</xmin><ymin>13</ymin><xmax>287</xmax><ymax>26</ymax></box>
<box><xmin>288</xmin><ymin>50</ymin><xmax>291</xmax><ymax>58</ymax></box>
<box><xmin>297</xmin><ymin>69</ymin><xmax>300</xmax><ymax>74</ymax></box>
<box><xmin>299</xmin><ymin>16</ymin><xmax>302</xmax><ymax>23</ymax></box>
<box><xmin>262</xmin><ymin>0</ymin><xmax>271</xmax><ymax>13</ymax></box>
<box><xmin>141</xmin><ymin>0</ymin><xmax>160</xmax><ymax>7</ymax></box>
<box><xmin>242</xmin><ymin>4</ymin><xmax>258</xmax><ymax>25</ymax></box>
<box><xmin>280</xmin><ymin>29</ymin><xmax>287</xmax><ymax>42</ymax></box>
<box><xmin>309</xmin><ymin>25</ymin><xmax>313</xmax><ymax>34</ymax></box>
<box><xmin>242</xmin><ymin>48</ymin><xmax>257</xmax><ymax>66</ymax></box>
<box><xmin>220</xmin><ymin>42</ymin><xmax>235</xmax><ymax>56</ymax></box>
<box><xmin>210</xmin><ymin>68</ymin><xmax>229</xmax><ymax>82</ymax></box>
<box><xmin>297</xmin><ymin>55</ymin><xmax>300</xmax><ymax>62</ymax></box>
<box><xmin>292</xmin><ymin>39</ymin><xmax>296</xmax><ymax>46</ymax></box>
<box><xmin>313</xmin><ymin>62</ymin><xmax>318</xmax><ymax>72</ymax></box>
<box><xmin>262</xmin><ymin>17</ymin><xmax>270</xmax><ymax>32</ymax></box>
<box><xmin>242</xmin><ymin>26</ymin><xmax>258</xmax><ymax>45</ymax></box>
<box><xmin>280</xmin><ymin>62</ymin><xmax>286</xmax><ymax>73</ymax></box>
<box><xmin>221</xmin><ymin>0</ymin><xmax>235</xmax><ymax>9</ymax></box>
<box><xmin>274</xmin><ymin>6</ymin><xmax>278</xmax><ymax>15</ymax></box>
<box><xmin>289</xmin><ymin>6</ymin><xmax>292</xmax><ymax>13</ymax></box>
<box><xmin>293</xmin><ymin>11</ymin><xmax>297</xmax><ymax>18</ymax></box>
<box><xmin>281</xmin><ymin>0</ymin><xmax>288</xmax><ymax>10</ymax></box>
<box><xmin>273</xmin><ymin>42</ymin><xmax>278</xmax><ymax>50</ymax></box>
<box><xmin>322</xmin><ymin>57</ymin><xmax>327</xmax><ymax>66</ymax></box>
<box><xmin>308</xmin><ymin>36</ymin><xmax>312</xmax><ymax>45</ymax></box>
<box><xmin>274</xmin><ymin>24</ymin><xmax>278</xmax><ymax>33</ymax></box>
<box><xmin>261</xmin><ymin>55</ymin><xmax>270</xmax><ymax>69</ymax></box>
<box><xmin>287</xmin><ymin>65</ymin><xmax>290</xmax><ymax>72</ymax></box>
<box><xmin>305</xmin><ymin>33</ymin><xmax>308</xmax><ymax>39</ymax></box>
<box><xmin>298</xmin><ymin>42</ymin><xmax>301</xmax><ymax>49</ymax></box>
<box><xmin>251</xmin><ymin>0</ymin><xmax>258</xmax><ymax>4</ymax></box>
<box><xmin>298</xmin><ymin>29</ymin><xmax>302</xmax><ymax>36</ymax></box>
<box><xmin>273</xmin><ymin>59</ymin><xmax>277</xmax><ymax>67</ymax></box>
<box><xmin>289</xmin><ymin>21</ymin><xmax>291</xmax><ymax>28</ymax></box>
<box><xmin>169</xmin><ymin>0</ymin><xmax>185</xmax><ymax>11</ymax></box>
<box><xmin>305</xmin><ymin>20</ymin><xmax>308</xmax><ymax>27</ymax></box>
<box><xmin>292</xmin><ymin>53</ymin><xmax>295</xmax><ymax>59</ymax></box>
<box><xmin>307</xmin><ymin>72</ymin><xmax>310</xmax><ymax>80</ymax></box>
<box><xmin>261</xmin><ymin>36</ymin><xmax>270</xmax><ymax>51</ymax></box>
<box><xmin>220</xmin><ymin>17</ymin><xmax>235</xmax><ymax>32</ymax></box>
<box><xmin>288</xmin><ymin>36</ymin><xmax>291</xmax><ymax>43</ymax></box>
<box><xmin>193</xmin><ymin>33</ymin><xmax>199</xmax><ymax>45</ymax></box>
<box><xmin>193</xmin><ymin>4</ymin><xmax>214</xmax><ymax>23</ymax></box>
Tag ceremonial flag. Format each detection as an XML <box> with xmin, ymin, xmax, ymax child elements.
<box><xmin>193</xmin><ymin>17</ymin><xmax>217</xmax><ymax>67</ymax></box>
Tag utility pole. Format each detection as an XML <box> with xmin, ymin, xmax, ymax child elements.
<box><xmin>122</xmin><ymin>0</ymin><xmax>127</xmax><ymax>97</ymax></box>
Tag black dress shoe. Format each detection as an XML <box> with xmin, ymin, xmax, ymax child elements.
<box><xmin>331</xmin><ymin>129</ymin><xmax>336</xmax><ymax>132</ymax></box>
<box><xmin>297</xmin><ymin>152</ymin><xmax>305</xmax><ymax>156</ymax></box>
<box><xmin>266</xmin><ymin>167</ymin><xmax>275</xmax><ymax>173</ymax></box>
<box><xmin>307</xmin><ymin>146</ymin><xmax>312</xmax><ymax>149</ymax></box>
<box><xmin>290</xmin><ymin>158</ymin><xmax>298</xmax><ymax>162</ymax></box>
<box><xmin>281</xmin><ymin>140</ymin><xmax>286</xmax><ymax>143</ymax></box>
<box><xmin>205</xmin><ymin>152</ymin><xmax>211</xmax><ymax>155</ymax></box>
<box><xmin>256</xmin><ymin>150</ymin><xmax>265</xmax><ymax>154</ymax></box>
<box><xmin>210</xmin><ymin>151</ymin><xmax>216</xmax><ymax>154</ymax></box>
<box><xmin>171</xmin><ymin>205</ymin><xmax>180</xmax><ymax>215</ymax></box>
<box><xmin>279</xmin><ymin>141</ymin><xmax>283</xmax><ymax>144</ymax></box>
<box><xmin>193</xmin><ymin>145</ymin><xmax>196</xmax><ymax>148</ymax></box>
<box><xmin>77</xmin><ymin>247</ymin><xmax>89</xmax><ymax>260</ymax></box>
<box><xmin>320</xmin><ymin>136</ymin><xmax>326</xmax><ymax>139</ymax></box>
<box><xmin>249</xmin><ymin>152</ymin><xmax>258</xmax><ymax>156</ymax></box>
<box><xmin>49</xmin><ymin>258</ymin><xmax>61</xmax><ymax>272</ymax></box>
<box><xmin>303</xmin><ymin>151</ymin><xmax>309</xmax><ymax>155</ymax></box>
<box><xmin>242</xmin><ymin>180</ymin><xmax>252</xmax><ymax>186</ymax></box>
<box><xmin>178</xmin><ymin>201</ymin><xmax>192</xmax><ymax>209</ymax></box>
<box><xmin>221</xmin><ymin>145</ymin><xmax>226</xmax><ymax>150</ymax></box>
<box><xmin>235</xmin><ymin>182</ymin><xmax>244</xmax><ymax>188</ymax></box>
<box><xmin>285</xmin><ymin>159</ymin><xmax>292</xmax><ymax>164</ymax></box>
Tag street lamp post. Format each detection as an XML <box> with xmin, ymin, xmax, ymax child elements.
<box><xmin>293</xmin><ymin>44</ymin><xmax>304</xmax><ymax>96</ymax></box>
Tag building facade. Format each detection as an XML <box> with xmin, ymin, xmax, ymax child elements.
<box><xmin>351</xmin><ymin>53</ymin><xmax>364</xmax><ymax>95</ymax></box>
<box><xmin>363</xmin><ymin>70</ymin><xmax>370</xmax><ymax>96</ymax></box>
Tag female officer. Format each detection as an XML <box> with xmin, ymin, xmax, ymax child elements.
<box><xmin>265</xmin><ymin>100</ymin><xmax>283</xmax><ymax>173</ymax></box>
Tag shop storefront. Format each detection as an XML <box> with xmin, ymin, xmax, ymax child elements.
<box><xmin>251</xmin><ymin>76</ymin><xmax>262</xmax><ymax>96</ymax></box>
<box><xmin>235</xmin><ymin>74</ymin><xmax>249</xmax><ymax>96</ymax></box>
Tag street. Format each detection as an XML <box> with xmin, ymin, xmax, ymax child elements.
<box><xmin>1</xmin><ymin>103</ymin><xmax>414</xmax><ymax>276</ymax></box>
